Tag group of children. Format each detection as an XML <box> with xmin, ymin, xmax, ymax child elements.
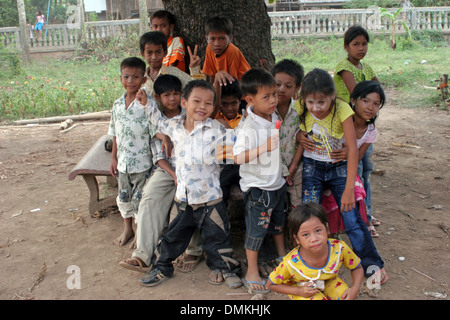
<box><xmin>107</xmin><ymin>9</ymin><xmax>388</xmax><ymax>300</ymax></box>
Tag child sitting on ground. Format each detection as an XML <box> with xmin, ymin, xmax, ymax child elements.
<box><xmin>138</xmin><ymin>80</ymin><xmax>242</xmax><ymax>289</ymax></box>
<box><xmin>140</xmin><ymin>31</ymin><xmax>193</xmax><ymax>98</ymax></box>
<box><xmin>108</xmin><ymin>57</ymin><xmax>153</xmax><ymax>246</ymax></box>
<box><xmin>267</xmin><ymin>202</ymin><xmax>364</xmax><ymax>300</ymax></box>
<box><xmin>150</xmin><ymin>10</ymin><xmax>186</xmax><ymax>72</ymax></box>
<box><xmin>234</xmin><ymin>68</ymin><xmax>287</xmax><ymax>294</ymax></box>
<box><xmin>188</xmin><ymin>16</ymin><xmax>251</xmax><ymax>87</ymax></box>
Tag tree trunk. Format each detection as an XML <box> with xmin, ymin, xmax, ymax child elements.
<box><xmin>138</xmin><ymin>0</ymin><xmax>149</xmax><ymax>34</ymax></box>
<box><xmin>16</xmin><ymin>0</ymin><xmax>30</xmax><ymax>63</ymax></box>
<box><xmin>161</xmin><ymin>0</ymin><xmax>274</xmax><ymax>71</ymax></box>
<box><xmin>118</xmin><ymin>0</ymin><xmax>132</xmax><ymax>20</ymax></box>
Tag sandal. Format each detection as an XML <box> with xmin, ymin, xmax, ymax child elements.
<box><xmin>242</xmin><ymin>278</ymin><xmax>270</xmax><ymax>294</ymax></box>
<box><xmin>371</xmin><ymin>216</ymin><xmax>381</xmax><ymax>226</ymax></box>
<box><xmin>208</xmin><ymin>269</ymin><xmax>224</xmax><ymax>285</ymax></box>
<box><xmin>368</xmin><ymin>224</ymin><xmax>380</xmax><ymax>238</ymax></box>
<box><xmin>139</xmin><ymin>268</ymin><xmax>170</xmax><ymax>287</ymax></box>
<box><xmin>176</xmin><ymin>253</ymin><xmax>202</xmax><ymax>273</ymax></box>
<box><xmin>119</xmin><ymin>257</ymin><xmax>150</xmax><ymax>273</ymax></box>
<box><xmin>222</xmin><ymin>271</ymin><xmax>243</xmax><ymax>289</ymax></box>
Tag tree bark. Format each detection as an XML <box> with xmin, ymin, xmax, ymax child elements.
<box><xmin>161</xmin><ymin>0</ymin><xmax>274</xmax><ymax>71</ymax></box>
<box><xmin>16</xmin><ymin>0</ymin><xmax>30</xmax><ymax>63</ymax></box>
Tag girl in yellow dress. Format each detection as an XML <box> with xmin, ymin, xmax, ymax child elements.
<box><xmin>267</xmin><ymin>203</ymin><xmax>364</xmax><ymax>300</ymax></box>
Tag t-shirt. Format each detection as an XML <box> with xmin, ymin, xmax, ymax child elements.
<box><xmin>202</xmin><ymin>43</ymin><xmax>251</xmax><ymax>80</ymax></box>
<box><xmin>233</xmin><ymin>106</ymin><xmax>285</xmax><ymax>192</ymax></box>
<box><xmin>294</xmin><ymin>99</ymin><xmax>354</xmax><ymax>162</ymax></box>
<box><xmin>163</xmin><ymin>36</ymin><xmax>186</xmax><ymax>73</ymax></box>
<box><xmin>334</xmin><ymin>59</ymin><xmax>376</xmax><ymax>103</ymax></box>
<box><xmin>357</xmin><ymin>123</ymin><xmax>378</xmax><ymax>149</ymax></box>
<box><xmin>214</xmin><ymin>112</ymin><xmax>243</xmax><ymax>129</ymax></box>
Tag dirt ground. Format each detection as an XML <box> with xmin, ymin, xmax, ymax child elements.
<box><xmin>0</xmin><ymin>90</ymin><xmax>449</xmax><ymax>301</ymax></box>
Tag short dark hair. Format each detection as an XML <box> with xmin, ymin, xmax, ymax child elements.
<box><xmin>221</xmin><ymin>78</ymin><xmax>243</xmax><ymax>100</ymax></box>
<box><xmin>120</xmin><ymin>57</ymin><xmax>146</xmax><ymax>74</ymax></box>
<box><xmin>344</xmin><ymin>25</ymin><xmax>370</xmax><ymax>46</ymax></box>
<box><xmin>154</xmin><ymin>74</ymin><xmax>182</xmax><ymax>95</ymax></box>
<box><xmin>272</xmin><ymin>59</ymin><xmax>304</xmax><ymax>87</ymax></box>
<box><xmin>288</xmin><ymin>202</ymin><xmax>329</xmax><ymax>246</ymax></box>
<box><xmin>240</xmin><ymin>68</ymin><xmax>277</xmax><ymax>96</ymax></box>
<box><xmin>182</xmin><ymin>80</ymin><xmax>216</xmax><ymax>104</ymax></box>
<box><xmin>139</xmin><ymin>31</ymin><xmax>167</xmax><ymax>52</ymax></box>
<box><xmin>205</xmin><ymin>16</ymin><xmax>233</xmax><ymax>36</ymax></box>
<box><xmin>150</xmin><ymin>10</ymin><xmax>176</xmax><ymax>26</ymax></box>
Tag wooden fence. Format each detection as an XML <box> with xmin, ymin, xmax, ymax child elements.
<box><xmin>0</xmin><ymin>7</ymin><xmax>449</xmax><ymax>53</ymax></box>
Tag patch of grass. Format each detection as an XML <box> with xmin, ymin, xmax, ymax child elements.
<box><xmin>272</xmin><ymin>33</ymin><xmax>448</xmax><ymax>108</ymax></box>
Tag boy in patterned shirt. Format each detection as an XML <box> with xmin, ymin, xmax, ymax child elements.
<box><xmin>108</xmin><ymin>57</ymin><xmax>154</xmax><ymax>246</ymax></box>
<box><xmin>273</xmin><ymin>59</ymin><xmax>304</xmax><ymax>208</ymax></box>
<box><xmin>138</xmin><ymin>80</ymin><xmax>242</xmax><ymax>289</ymax></box>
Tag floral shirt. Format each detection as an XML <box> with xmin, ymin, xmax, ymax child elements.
<box><xmin>144</xmin><ymin>101</ymin><xmax>233</xmax><ymax>204</ymax></box>
<box><xmin>275</xmin><ymin>99</ymin><xmax>302</xmax><ymax>177</ymax></box>
<box><xmin>108</xmin><ymin>93</ymin><xmax>155</xmax><ymax>174</ymax></box>
<box><xmin>269</xmin><ymin>239</ymin><xmax>361</xmax><ymax>300</ymax></box>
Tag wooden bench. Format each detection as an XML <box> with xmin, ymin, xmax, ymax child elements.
<box><xmin>69</xmin><ymin>135</ymin><xmax>243</xmax><ymax>214</ymax></box>
<box><xmin>69</xmin><ymin>134</ymin><xmax>117</xmax><ymax>214</ymax></box>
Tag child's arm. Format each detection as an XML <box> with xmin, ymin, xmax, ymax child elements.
<box><xmin>156</xmin><ymin>159</ymin><xmax>177</xmax><ymax>186</ymax></box>
<box><xmin>109</xmin><ymin>136</ymin><xmax>118</xmax><ymax>177</ymax></box>
<box><xmin>340</xmin><ymin>70</ymin><xmax>358</xmax><ymax>96</ymax></box>
<box><xmin>213</xmin><ymin>71</ymin><xmax>235</xmax><ymax>87</ymax></box>
<box><xmin>341</xmin><ymin>265</ymin><xmax>364</xmax><ymax>300</ymax></box>
<box><xmin>155</xmin><ymin>132</ymin><xmax>173</xmax><ymax>159</ymax></box>
<box><xmin>234</xmin><ymin>133</ymin><xmax>279</xmax><ymax>165</ymax></box>
<box><xmin>266</xmin><ymin>281</ymin><xmax>318</xmax><ymax>298</ymax></box>
<box><xmin>341</xmin><ymin>117</ymin><xmax>358</xmax><ymax>213</ymax></box>
<box><xmin>288</xmin><ymin>142</ymin><xmax>304</xmax><ymax>177</ymax></box>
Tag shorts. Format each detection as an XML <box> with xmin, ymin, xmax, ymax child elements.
<box><xmin>34</xmin><ymin>22</ymin><xmax>44</xmax><ymax>31</ymax></box>
<box><xmin>243</xmin><ymin>184</ymin><xmax>287</xmax><ymax>251</ymax></box>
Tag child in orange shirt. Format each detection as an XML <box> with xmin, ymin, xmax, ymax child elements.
<box><xmin>150</xmin><ymin>10</ymin><xmax>186</xmax><ymax>72</ymax></box>
<box><xmin>188</xmin><ymin>16</ymin><xmax>251</xmax><ymax>87</ymax></box>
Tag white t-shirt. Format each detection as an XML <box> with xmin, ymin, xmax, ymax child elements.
<box><xmin>233</xmin><ymin>107</ymin><xmax>286</xmax><ymax>192</ymax></box>
<box><xmin>357</xmin><ymin>123</ymin><xmax>378</xmax><ymax>149</ymax></box>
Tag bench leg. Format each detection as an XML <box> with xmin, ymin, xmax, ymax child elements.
<box><xmin>82</xmin><ymin>175</ymin><xmax>117</xmax><ymax>214</ymax></box>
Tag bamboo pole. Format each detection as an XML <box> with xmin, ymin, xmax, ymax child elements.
<box><xmin>12</xmin><ymin>111</ymin><xmax>111</xmax><ymax>125</ymax></box>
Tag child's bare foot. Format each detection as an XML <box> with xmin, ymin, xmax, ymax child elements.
<box><xmin>114</xmin><ymin>228</ymin><xmax>134</xmax><ymax>246</ymax></box>
<box><xmin>128</xmin><ymin>234</ymin><xmax>137</xmax><ymax>249</ymax></box>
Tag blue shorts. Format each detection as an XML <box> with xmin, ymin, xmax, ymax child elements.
<box><xmin>243</xmin><ymin>184</ymin><xmax>287</xmax><ymax>251</ymax></box>
<box><xmin>35</xmin><ymin>22</ymin><xmax>44</xmax><ymax>31</ymax></box>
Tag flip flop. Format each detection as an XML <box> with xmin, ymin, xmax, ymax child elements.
<box><xmin>119</xmin><ymin>257</ymin><xmax>150</xmax><ymax>273</ymax></box>
<box><xmin>208</xmin><ymin>269</ymin><xmax>224</xmax><ymax>286</ymax></box>
<box><xmin>176</xmin><ymin>253</ymin><xmax>202</xmax><ymax>273</ymax></box>
<box><xmin>242</xmin><ymin>278</ymin><xmax>270</xmax><ymax>294</ymax></box>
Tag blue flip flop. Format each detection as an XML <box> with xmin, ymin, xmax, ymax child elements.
<box><xmin>242</xmin><ymin>278</ymin><xmax>270</xmax><ymax>294</ymax></box>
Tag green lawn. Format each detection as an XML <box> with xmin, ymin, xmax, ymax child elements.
<box><xmin>0</xmin><ymin>32</ymin><xmax>447</xmax><ymax>123</ymax></box>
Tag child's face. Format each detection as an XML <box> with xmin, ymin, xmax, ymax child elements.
<box><xmin>120</xmin><ymin>67</ymin><xmax>146</xmax><ymax>95</ymax></box>
<box><xmin>351</xmin><ymin>92</ymin><xmax>381</xmax><ymax>121</ymax></box>
<box><xmin>150</xmin><ymin>17</ymin><xmax>174</xmax><ymax>38</ymax></box>
<box><xmin>275</xmin><ymin>72</ymin><xmax>300</xmax><ymax>106</ymax></box>
<box><xmin>181</xmin><ymin>87</ymin><xmax>215</xmax><ymax>122</ymax></box>
<box><xmin>293</xmin><ymin>216</ymin><xmax>328</xmax><ymax>252</ymax></box>
<box><xmin>246</xmin><ymin>85</ymin><xmax>278</xmax><ymax>121</ymax></box>
<box><xmin>304</xmin><ymin>91</ymin><xmax>335</xmax><ymax>120</ymax></box>
<box><xmin>141</xmin><ymin>43</ymin><xmax>166</xmax><ymax>69</ymax></box>
<box><xmin>155</xmin><ymin>90</ymin><xmax>182</xmax><ymax>113</ymax></box>
<box><xmin>206</xmin><ymin>31</ymin><xmax>232</xmax><ymax>56</ymax></box>
<box><xmin>220</xmin><ymin>95</ymin><xmax>240</xmax><ymax>120</ymax></box>
<box><xmin>345</xmin><ymin>34</ymin><xmax>368</xmax><ymax>62</ymax></box>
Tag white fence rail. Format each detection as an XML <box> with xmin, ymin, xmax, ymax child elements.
<box><xmin>269</xmin><ymin>6</ymin><xmax>450</xmax><ymax>37</ymax></box>
<box><xmin>0</xmin><ymin>7</ymin><xmax>449</xmax><ymax>52</ymax></box>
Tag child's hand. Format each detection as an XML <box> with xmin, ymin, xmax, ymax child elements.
<box><xmin>297</xmin><ymin>283</ymin><xmax>319</xmax><ymax>298</ymax></box>
<box><xmin>285</xmin><ymin>175</ymin><xmax>293</xmax><ymax>186</ymax></box>
<box><xmin>188</xmin><ymin>45</ymin><xmax>201</xmax><ymax>68</ymax></box>
<box><xmin>136</xmin><ymin>88</ymin><xmax>148</xmax><ymax>106</ymax></box>
<box><xmin>296</xmin><ymin>131</ymin><xmax>314</xmax><ymax>152</ymax></box>
<box><xmin>109</xmin><ymin>159</ymin><xmax>118</xmax><ymax>177</ymax></box>
<box><xmin>263</xmin><ymin>133</ymin><xmax>279</xmax><ymax>153</ymax></box>
<box><xmin>341</xmin><ymin>286</ymin><xmax>359</xmax><ymax>300</ymax></box>
<box><xmin>331</xmin><ymin>143</ymin><xmax>348</xmax><ymax>163</ymax></box>
<box><xmin>213</xmin><ymin>71</ymin><xmax>235</xmax><ymax>87</ymax></box>
<box><xmin>159</xmin><ymin>134</ymin><xmax>173</xmax><ymax>159</ymax></box>
<box><xmin>288</xmin><ymin>162</ymin><xmax>298</xmax><ymax>177</ymax></box>
<box><xmin>341</xmin><ymin>187</ymin><xmax>356</xmax><ymax>213</ymax></box>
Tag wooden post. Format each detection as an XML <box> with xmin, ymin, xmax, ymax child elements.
<box><xmin>16</xmin><ymin>0</ymin><xmax>31</xmax><ymax>62</ymax></box>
